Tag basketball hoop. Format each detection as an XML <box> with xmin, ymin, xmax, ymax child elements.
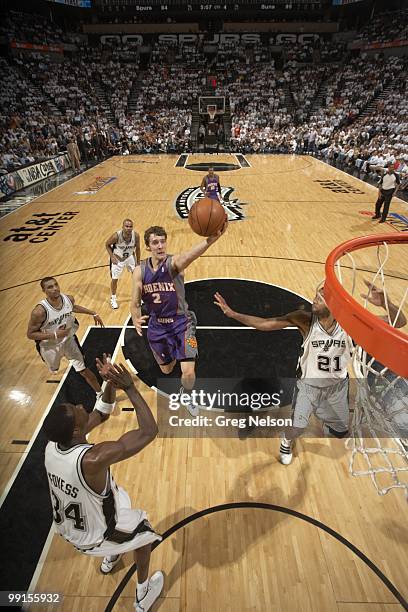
<box><xmin>325</xmin><ymin>233</ymin><xmax>408</xmax><ymax>498</ymax></box>
<box><xmin>325</xmin><ymin>233</ymin><xmax>408</xmax><ymax>377</ymax></box>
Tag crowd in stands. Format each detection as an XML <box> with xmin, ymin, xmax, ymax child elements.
<box><xmin>0</xmin><ymin>58</ymin><xmax>58</xmax><ymax>169</ymax></box>
<box><xmin>283</xmin><ymin>41</ymin><xmax>314</xmax><ymax>64</ymax></box>
<box><xmin>230</xmin><ymin>54</ymin><xmax>406</xmax><ymax>162</ymax></box>
<box><xmin>223</xmin><ymin>62</ymin><xmax>292</xmax><ymax>133</ymax></box>
<box><xmin>1</xmin><ymin>8</ymin><xmax>407</xmax><ymax>188</ymax></box>
<box><xmin>115</xmin><ymin>40</ymin><xmax>197</xmax><ymax>152</ymax></box>
<box><xmin>286</xmin><ymin>63</ymin><xmax>330</xmax><ymax>123</ymax></box>
<box><xmin>308</xmin><ymin>55</ymin><xmax>403</xmax><ymax>125</ymax></box>
<box><xmin>0</xmin><ymin>10</ymin><xmax>81</xmax><ymax>46</ymax></box>
<box><xmin>320</xmin><ymin>74</ymin><xmax>408</xmax><ymax>176</ymax></box>
<box><xmin>319</xmin><ymin>41</ymin><xmax>346</xmax><ymax>63</ymax></box>
<box><xmin>118</xmin><ymin>109</ymin><xmax>191</xmax><ymax>154</ymax></box>
<box><xmin>230</xmin><ymin>72</ymin><xmax>408</xmax><ymax>182</ymax></box>
<box><xmin>0</xmin><ymin>39</ymin><xmax>195</xmax><ymax>171</ymax></box>
<box><xmin>353</xmin><ymin>9</ymin><xmax>408</xmax><ymax>45</ymax></box>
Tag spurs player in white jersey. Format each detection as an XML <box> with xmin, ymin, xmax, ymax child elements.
<box><xmin>43</xmin><ymin>358</ymin><xmax>163</xmax><ymax>611</ymax></box>
<box><xmin>106</xmin><ymin>218</ymin><xmax>140</xmax><ymax>309</ymax></box>
<box><xmin>214</xmin><ymin>281</ymin><xmax>400</xmax><ymax>464</ymax></box>
<box><xmin>27</xmin><ymin>277</ymin><xmax>104</xmax><ymax>395</ymax></box>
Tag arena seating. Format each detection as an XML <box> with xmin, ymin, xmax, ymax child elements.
<box><xmin>1</xmin><ymin>8</ymin><xmax>407</xmax><ymax>185</ymax></box>
<box><xmin>352</xmin><ymin>9</ymin><xmax>408</xmax><ymax>46</ymax></box>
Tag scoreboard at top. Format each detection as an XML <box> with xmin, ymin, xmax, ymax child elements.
<box><xmin>47</xmin><ymin>0</ymin><xmax>92</xmax><ymax>7</ymax></box>
<box><xmin>96</xmin><ymin>0</ymin><xmax>324</xmax><ymax>9</ymax></box>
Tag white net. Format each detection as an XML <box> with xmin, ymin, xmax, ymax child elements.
<box><xmin>333</xmin><ymin>240</ymin><xmax>408</xmax><ymax>498</ymax></box>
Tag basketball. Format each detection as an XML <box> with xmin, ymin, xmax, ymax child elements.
<box><xmin>188</xmin><ymin>197</ymin><xmax>227</xmax><ymax>237</ymax></box>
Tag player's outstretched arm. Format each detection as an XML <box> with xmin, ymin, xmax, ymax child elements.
<box><xmin>361</xmin><ymin>279</ymin><xmax>407</xmax><ymax>328</ymax></box>
<box><xmin>130</xmin><ymin>265</ymin><xmax>148</xmax><ymax>336</ymax></box>
<box><xmin>172</xmin><ymin>220</ymin><xmax>228</xmax><ymax>274</ymax></box>
<box><xmin>214</xmin><ymin>292</ymin><xmax>311</xmax><ymax>333</ymax></box>
<box><xmin>83</xmin><ymin>363</ymin><xmax>158</xmax><ymax>472</ymax></box>
<box><xmin>69</xmin><ymin>295</ymin><xmax>104</xmax><ymax>327</ymax></box>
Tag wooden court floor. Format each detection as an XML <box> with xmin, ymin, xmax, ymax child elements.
<box><xmin>0</xmin><ymin>154</ymin><xmax>407</xmax><ymax>611</ymax></box>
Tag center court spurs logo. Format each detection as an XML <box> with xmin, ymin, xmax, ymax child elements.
<box><xmin>175</xmin><ymin>187</ymin><xmax>249</xmax><ymax>222</ymax></box>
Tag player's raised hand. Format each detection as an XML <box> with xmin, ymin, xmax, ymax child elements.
<box><xmin>104</xmin><ymin>363</ymin><xmax>134</xmax><ymax>391</ymax></box>
<box><xmin>207</xmin><ymin>217</ymin><xmax>228</xmax><ymax>244</ymax></box>
<box><xmin>361</xmin><ymin>279</ymin><xmax>386</xmax><ymax>308</ymax></box>
<box><xmin>93</xmin><ymin>313</ymin><xmax>105</xmax><ymax>327</ymax></box>
<box><xmin>96</xmin><ymin>353</ymin><xmax>115</xmax><ymax>380</ymax></box>
<box><xmin>135</xmin><ymin>314</ymin><xmax>149</xmax><ymax>336</ymax></box>
<box><xmin>214</xmin><ymin>292</ymin><xmax>234</xmax><ymax>318</ymax></box>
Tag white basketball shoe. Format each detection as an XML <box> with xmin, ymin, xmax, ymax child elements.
<box><xmin>135</xmin><ymin>571</ymin><xmax>164</xmax><ymax>611</ymax></box>
<box><xmin>279</xmin><ymin>438</ymin><xmax>293</xmax><ymax>465</ymax></box>
<box><xmin>100</xmin><ymin>554</ymin><xmax>122</xmax><ymax>574</ymax></box>
<box><xmin>179</xmin><ymin>386</ymin><xmax>199</xmax><ymax>417</ymax></box>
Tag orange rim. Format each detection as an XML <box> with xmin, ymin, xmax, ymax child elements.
<box><xmin>324</xmin><ymin>233</ymin><xmax>408</xmax><ymax>377</ymax></box>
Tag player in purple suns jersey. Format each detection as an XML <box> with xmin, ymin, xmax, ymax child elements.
<box><xmin>200</xmin><ymin>166</ymin><xmax>222</xmax><ymax>203</ymax></box>
<box><xmin>131</xmin><ymin>223</ymin><xmax>227</xmax><ymax>416</ymax></box>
